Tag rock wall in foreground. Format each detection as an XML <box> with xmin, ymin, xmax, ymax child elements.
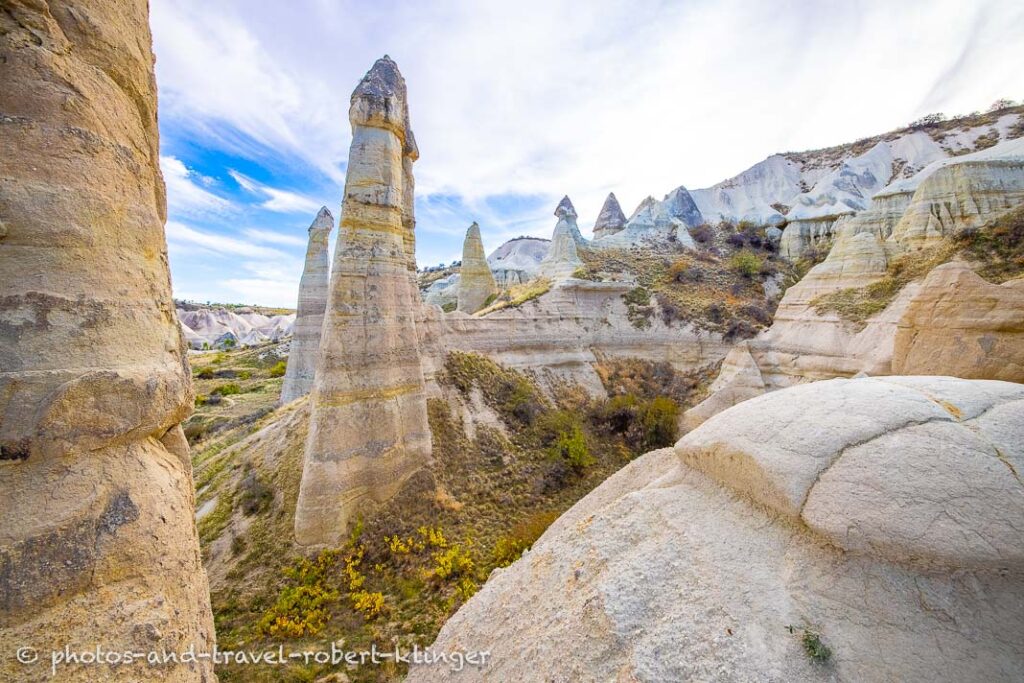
<box><xmin>409</xmin><ymin>377</ymin><xmax>1024</xmax><ymax>683</ymax></box>
<box><xmin>0</xmin><ymin>2</ymin><xmax>216</xmax><ymax>680</ymax></box>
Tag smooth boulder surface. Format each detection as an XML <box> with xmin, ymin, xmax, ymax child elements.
<box><xmin>409</xmin><ymin>377</ymin><xmax>1024</xmax><ymax>683</ymax></box>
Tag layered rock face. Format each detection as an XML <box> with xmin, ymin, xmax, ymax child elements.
<box><xmin>281</xmin><ymin>206</ymin><xmax>334</xmax><ymax>403</ymax></box>
<box><xmin>456</xmin><ymin>222</ymin><xmax>497</xmax><ymax>314</ymax></box>
<box><xmin>0</xmin><ymin>2</ymin><xmax>216</xmax><ymax>680</ymax></box>
<box><xmin>295</xmin><ymin>57</ymin><xmax>431</xmax><ymax>546</ymax></box>
<box><xmin>410</xmin><ymin>377</ymin><xmax>1024</xmax><ymax>682</ymax></box>
<box><xmin>592</xmin><ymin>192</ymin><xmax>627</xmax><ymax>239</ymax></box>
<box><xmin>537</xmin><ymin>196</ymin><xmax>585</xmax><ymax>281</ymax></box>
<box><xmin>596</xmin><ymin>187</ymin><xmax>702</xmax><ymax>248</ymax></box>
<box><xmin>893</xmin><ymin>262</ymin><xmax>1024</xmax><ymax>380</ymax></box>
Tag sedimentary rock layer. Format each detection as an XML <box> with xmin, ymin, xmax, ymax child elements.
<box><xmin>0</xmin><ymin>2</ymin><xmax>216</xmax><ymax>680</ymax></box>
<box><xmin>456</xmin><ymin>222</ymin><xmax>497</xmax><ymax>314</ymax></box>
<box><xmin>410</xmin><ymin>377</ymin><xmax>1024</xmax><ymax>682</ymax></box>
<box><xmin>295</xmin><ymin>57</ymin><xmax>431</xmax><ymax>546</ymax></box>
<box><xmin>281</xmin><ymin>206</ymin><xmax>334</xmax><ymax>403</ymax></box>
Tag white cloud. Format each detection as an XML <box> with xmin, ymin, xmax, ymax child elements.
<box><xmin>152</xmin><ymin>0</ymin><xmax>1024</xmax><ymax>297</ymax></box>
<box><xmin>166</xmin><ymin>221</ymin><xmax>287</xmax><ymax>259</ymax></box>
<box><xmin>160</xmin><ymin>155</ymin><xmax>233</xmax><ymax>215</ymax></box>
<box><xmin>229</xmin><ymin>170</ymin><xmax>323</xmax><ymax>214</ymax></box>
<box><xmin>243</xmin><ymin>228</ymin><xmax>309</xmax><ymax>247</ymax></box>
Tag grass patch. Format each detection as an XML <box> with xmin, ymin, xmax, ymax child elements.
<box><xmin>477</xmin><ymin>278</ymin><xmax>552</xmax><ymax>315</ymax></box>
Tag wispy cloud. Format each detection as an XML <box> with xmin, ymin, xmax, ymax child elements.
<box><xmin>166</xmin><ymin>221</ymin><xmax>286</xmax><ymax>259</ymax></box>
<box><xmin>151</xmin><ymin>0</ymin><xmax>1024</xmax><ymax>300</ymax></box>
<box><xmin>243</xmin><ymin>227</ymin><xmax>310</xmax><ymax>247</ymax></box>
<box><xmin>229</xmin><ymin>170</ymin><xmax>323</xmax><ymax>214</ymax></box>
<box><xmin>161</xmin><ymin>155</ymin><xmax>233</xmax><ymax>216</ymax></box>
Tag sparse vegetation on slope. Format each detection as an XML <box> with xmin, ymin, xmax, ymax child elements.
<box><xmin>811</xmin><ymin>205</ymin><xmax>1024</xmax><ymax>325</ymax></box>
<box><xmin>579</xmin><ymin>221</ymin><xmax>796</xmax><ymax>339</ymax></box>
<box><xmin>190</xmin><ymin>348</ymin><xmax>715</xmax><ymax>682</ymax></box>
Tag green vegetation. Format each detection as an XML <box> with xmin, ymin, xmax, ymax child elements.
<box><xmin>579</xmin><ymin>234</ymin><xmax>792</xmax><ymax>339</ymax></box>
<box><xmin>441</xmin><ymin>301</ymin><xmax>457</xmax><ymax>313</ymax></box>
<box><xmin>212</xmin><ymin>382</ymin><xmax>242</xmax><ymax>396</ymax></box>
<box><xmin>191</xmin><ymin>346</ymin><xmax>717</xmax><ymax>682</ymax></box>
<box><xmin>268</xmin><ymin>360</ymin><xmax>287</xmax><ymax>378</ymax></box>
<box><xmin>956</xmin><ymin>204</ymin><xmax>1024</xmax><ymax>283</ymax></box>
<box><xmin>477</xmin><ymin>277</ymin><xmax>553</xmax><ymax>315</ymax></box>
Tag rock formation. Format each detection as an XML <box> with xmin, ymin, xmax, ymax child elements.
<box><xmin>537</xmin><ymin>196</ymin><xmax>585</xmax><ymax>280</ymax></box>
<box><xmin>592</xmin><ymin>192</ymin><xmax>627</xmax><ymax>239</ymax></box>
<box><xmin>486</xmin><ymin>237</ymin><xmax>549</xmax><ymax>287</ymax></box>
<box><xmin>682</xmin><ymin>341</ymin><xmax>765</xmax><ymax>431</ymax></box>
<box><xmin>295</xmin><ymin>56</ymin><xmax>431</xmax><ymax>546</ymax></box>
<box><xmin>893</xmin><ymin>262</ymin><xmax>1024</xmax><ymax>380</ymax></box>
<box><xmin>0</xmin><ymin>2</ymin><xmax>216</xmax><ymax>680</ymax></box>
<box><xmin>281</xmin><ymin>206</ymin><xmax>334</xmax><ymax>403</ymax></box>
<box><xmin>410</xmin><ymin>377</ymin><xmax>1024</xmax><ymax>682</ymax></box>
<box><xmin>596</xmin><ymin>187</ymin><xmax>701</xmax><ymax>248</ymax></box>
<box><xmin>456</xmin><ymin>222</ymin><xmax>497</xmax><ymax>314</ymax></box>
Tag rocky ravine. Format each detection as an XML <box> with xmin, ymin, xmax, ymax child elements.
<box><xmin>409</xmin><ymin>376</ymin><xmax>1024</xmax><ymax>682</ymax></box>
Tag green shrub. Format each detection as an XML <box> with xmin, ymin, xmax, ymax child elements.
<box><xmin>432</xmin><ymin>544</ymin><xmax>474</xmax><ymax>581</ymax></box>
<box><xmin>237</xmin><ymin>370</ymin><xmax>252</xmax><ymax>380</ymax></box>
<box><xmin>212</xmin><ymin>382</ymin><xmax>241</xmax><ymax>396</ymax></box>
<box><xmin>492</xmin><ymin>510</ymin><xmax>560</xmax><ymax>567</ymax></box>
<box><xmin>641</xmin><ymin>397</ymin><xmax>679</xmax><ymax>449</ymax></box>
<box><xmin>258</xmin><ymin>550</ymin><xmax>340</xmax><ymax>638</ymax></box>
<box><xmin>268</xmin><ymin>360</ymin><xmax>287</xmax><ymax>378</ymax></box>
<box><xmin>729</xmin><ymin>250</ymin><xmax>763</xmax><ymax>279</ymax></box>
<box><xmin>549</xmin><ymin>423</ymin><xmax>593</xmax><ymax>471</ymax></box>
<box><xmin>441</xmin><ymin>301</ymin><xmax>457</xmax><ymax>313</ymax></box>
<box><xmin>196</xmin><ymin>366</ymin><xmax>215</xmax><ymax>380</ymax></box>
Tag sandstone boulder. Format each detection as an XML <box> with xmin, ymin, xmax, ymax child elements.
<box><xmin>410</xmin><ymin>377</ymin><xmax>1024</xmax><ymax>683</ymax></box>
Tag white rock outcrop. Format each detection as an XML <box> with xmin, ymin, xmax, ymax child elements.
<box><xmin>295</xmin><ymin>56</ymin><xmax>432</xmax><ymax>546</ymax></box>
<box><xmin>410</xmin><ymin>376</ymin><xmax>1024</xmax><ymax>683</ymax></box>
<box><xmin>536</xmin><ymin>196</ymin><xmax>585</xmax><ymax>281</ymax></box>
<box><xmin>486</xmin><ymin>237</ymin><xmax>548</xmax><ymax>287</ymax></box>
<box><xmin>0</xmin><ymin>2</ymin><xmax>216</xmax><ymax>680</ymax></box>
<box><xmin>281</xmin><ymin>206</ymin><xmax>334</xmax><ymax>403</ymax></box>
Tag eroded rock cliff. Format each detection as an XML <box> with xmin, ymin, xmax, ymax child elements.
<box><xmin>0</xmin><ymin>1</ymin><xmax>216</xmax><ymax>680</ymax></box>
<box><xmin>280</xmin><ymin>206</ymin><xmax>333</xmax><ymax>403</ymax></box>
<box><xmin>457</xmin><ymin>222</ymin><xmax>497</xmax><ymax>314</ymax></box>
<box><xmin>294</xmin><ymin>56</ymin><xmax>432</xmax><ymax>547</ymax></box>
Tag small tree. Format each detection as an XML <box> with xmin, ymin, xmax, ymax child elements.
<box><xmin>988</xmin><ymin>98</ymin><xmax>1017</xmax><ymax>112</ymax></box>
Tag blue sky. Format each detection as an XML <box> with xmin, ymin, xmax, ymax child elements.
<box><xmin>152</xmin><ymin>0</ymin><xmax>1024</xmax><ymax>307</ymax></box>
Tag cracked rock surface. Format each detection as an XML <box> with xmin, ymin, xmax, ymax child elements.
<box><xmin>409</xmin><ymin>376</ymin><xmax>1024</xmax><ymax>683</ymax></box>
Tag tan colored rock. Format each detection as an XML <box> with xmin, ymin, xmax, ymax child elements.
<box><xmin>295</xmin><ymin>57</ymin><xmax>431</xmax><ymax>546</ymax></box>
<box><xmin>891</xmin><ymin>152</ymin><xmax>1024</xmax><ymax>248</ymax></box>
<box><xmin>0</xmin><ymin>2</ymin><xmax>216</xmax><ymax>680</ymax></box>
<box><xmin>682</xmin><ymin>341</ymin><xmax>765</xmax><ymax>431</ymax></box>
<box><xmin>456</xmin><ymin>222</ymin><xmax>497</xmax><ymax>314</ymax></box>
<box><xmin>410</xmin><ymin>377</ymin><xmax>1024</xmax><ymax>683</ymax></box>
<box><xmin>893</xmin><ymin>262</ymin><xmax>1024</xmax><ymax>382</ymax></box>
<box><xmin>281</xmin><ymin>206</ymin><xmax>334</xmax><ymax>403</ymax></box>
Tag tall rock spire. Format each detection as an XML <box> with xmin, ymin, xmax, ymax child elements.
<box><xmin>0</xmin><ymin>1</ymin><xmax>216</xmax><ymax>679</ymax></box>
<box><xmin>457</xmin><ymin>222</ymin><xmax>498</xmax><ymax>313</ymax></box>
<box><xmin>593</xmin><ymin>192</ymin><xmax>627</xmax><ymax>239</ymax></box>
<box><xmin>538</xmin><ymin>196</ymin><xmax>585</xmax><ymax>280</ymax></box>
<box><xmin>295</xmin><ymin>56</ymin><xmax>432</xmax><ymax>546</ymax></box>
<box><xmin>281</xmin><ymin>206</ymin><xmax>334</xmax><ymax>404</ymax></box>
